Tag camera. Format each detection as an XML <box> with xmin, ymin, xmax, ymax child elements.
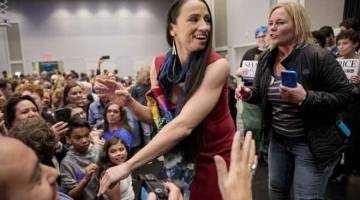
<box><xmin>138</xmin><ymin>174</ymin><xmax>168</xmax><ymax>200</ymax></box>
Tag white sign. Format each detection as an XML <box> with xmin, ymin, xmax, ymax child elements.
<box><xmin>241</xmin><ymin>60</ymin><xmax>258</xmax><ymax>79</ymax></box>
<box><xmin>337</xmin><ymin>59</ymin><xmax>360</xmax><ymax>79</ymax></box>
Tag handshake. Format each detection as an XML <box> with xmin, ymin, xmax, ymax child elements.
<box><xmin>147</xmin><ymin>131</ymin><xmax>256</xmax><ymax>200</ymax></box>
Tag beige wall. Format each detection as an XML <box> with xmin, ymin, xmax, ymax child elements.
<box><xmin>305</xmin><ymin>0</ymin><xmax>344</xmax><ymax>30</ymax></box>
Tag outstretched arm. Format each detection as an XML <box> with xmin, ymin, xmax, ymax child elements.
<box><xmin>98</xmin><ymin>58</ymin><xmax>230</xmax><ymax>195</ymax></box>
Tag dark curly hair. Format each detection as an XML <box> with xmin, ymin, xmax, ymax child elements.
<box><xmin>336</xmin><ymin>30</ymin><xmax>360</xmax><ymax>44</ymax></box>
<box><xmin>4</xmin><ymin>95</ymin><xmax>39</xmax><ymax>129</ymax></box>
<box><xmin>9</xmin><ymin>116</ymin><xmax>56</xmax><ymax>166</ymax></box>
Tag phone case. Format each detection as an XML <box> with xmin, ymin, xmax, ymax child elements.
<box><xmin>337</xmin><ymin>120</ymin><xmax>351</xmax><ymax>137</ymax></box>
<box><xmin>281</xmin><ymin>70</ymin><xmax>297</xmax><ymax>88</ymax></box>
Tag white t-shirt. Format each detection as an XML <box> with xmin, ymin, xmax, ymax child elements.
<box><xmin>119</xmin><ymin>175</ymin><xmax>135</xmax><ymax>200</ymax></box>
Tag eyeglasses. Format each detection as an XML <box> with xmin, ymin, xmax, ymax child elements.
<box><xmin>256</xmin><ymin>35</ymin><xmax>266</xmax><ymax>39</ymax></box>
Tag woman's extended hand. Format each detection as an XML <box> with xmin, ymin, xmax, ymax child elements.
<box><xmin>98</xmin><ymin>162</ymin><xmax>132</xmax><ymax>196</ymax></box>
<box><xmin>214</xmin><ymin>131</ymin><xmax>256</xmax><ymax>200</ymax></box>
<box><xmin>235</xmin><ymin>85</ymin><xmax>252</xmax><ymax>101</ymax></box>
<box><xmin>94</xmin><ymin>77</ymin><xmax>131</xmax><ymax>106</ymax></box>
<box><xmin>279</xmin><ymin>83</ymin><xmax>306</xmax><ymax>105</ymax></box>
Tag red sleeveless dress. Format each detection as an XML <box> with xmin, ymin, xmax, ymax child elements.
<box><xmin>154</xmin><ymin>50</ymin><xmax>235</xmax><ymax>200</ymax></box>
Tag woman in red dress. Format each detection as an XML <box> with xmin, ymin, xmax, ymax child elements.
<box><xmin>96</xmin><ymin>1</ymin><xmax>248</xmax><ymax>199</ymax></box>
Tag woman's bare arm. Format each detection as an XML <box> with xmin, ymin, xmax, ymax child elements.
<box><xmin>127</xmin><ymin>58</ymin><xmax>230</xmax><ymax>170</ymax></box>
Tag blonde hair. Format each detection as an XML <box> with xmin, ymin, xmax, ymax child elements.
<box><xmin>136</xmin><ymin>64</ymin><xmax>150</xmax><ymax>84</ymax></box>
<box><xmin>269</xmin><ymin>2</ymin><xmax>314</xmax><ymax>47</ymax></box>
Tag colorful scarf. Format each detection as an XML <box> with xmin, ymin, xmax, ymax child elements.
<box><xmin>145</xmin><ymin>49</ymin><xmax>195</xmax><ymax>198</ymax></box>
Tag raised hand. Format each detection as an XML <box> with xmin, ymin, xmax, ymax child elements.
<box><xmin>235</xmin><ymin>85</ymin><xmax>252</xmax><ymax>101</ymax></box>
<box><xmin>214</xmin><ymin>131</ymin><xmax>257</xmax><ymax>200</ymax></box>
<box><xmin>98</xmin><ymin>162</ymin><xmax>132</xmax><ymax>196</ymax></box>
<box><xmin>90</xmin><ymin>129</ymin><xmax>105</xmax><ymax>147</ymax></box>
<box><xmin>84</xmin><ymin>163</ymin><xmax>98</xmax><ymax>181</ymax></box>
<box><xmin>51</xmin><ymin>121</ymin><xmax>69</xmax><ymax>142</ymax></box>
<box><xmin>350</xmin><ymin>75</ymin><xmax>360</xmax><ymax>85</ymax></box>
<box><xmin>94</xmin><ymin>77</ymin><xmax>131</xmax><ymax>106</ymax></box>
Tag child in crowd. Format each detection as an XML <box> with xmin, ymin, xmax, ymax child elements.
<box><xmin>336</xmin><ymin>30</ymin><xmax>360</xmax><ymax>180</ymax></box>
<box><xmin>60</xmin><ymin>118</ymin><xmax>100</xmax><ymax>200</ymax></box>
<box><xmin>98</xmin><ymin>136</ymin><xmax>135</xmax><ymax>200</ymax></box>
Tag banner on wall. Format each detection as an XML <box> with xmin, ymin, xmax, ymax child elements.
<box><xmin>32</xmin><ymin>61</ymin><xmax>64</xmax><ymax>74</ymax></box>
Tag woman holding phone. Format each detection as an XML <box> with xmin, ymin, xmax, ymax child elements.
<box><xmin>236</xmin><ymin>2</ymin><xmax>353</xmax><ymax>199</ymax></box>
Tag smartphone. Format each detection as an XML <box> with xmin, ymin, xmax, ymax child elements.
<box><xmin>336</xmin><ymin>120</ymin><xmax>351</xmax><ymax>138</ymax></box>
<box><xmin>54</xmin><ymin>108</ymin><xmax>71</xmax><ymax>123</ymax></box>
<box><xmin>100</xmin><ymin>55</ymin><xmax>110</xmax><ymax>60</ymax></box>
<box><xmin>281</xmin><ymin>70</ymin><xmax>297</xmax><ymax>88</ymax></box>
<box><xmin>139</xmin><ymin>174</ymin><xmax>168</xmax><ymax>200</ymax></box>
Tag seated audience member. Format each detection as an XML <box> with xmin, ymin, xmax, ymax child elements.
<box><xmin>312</xmin><ymin>30</ymin><xmax>326</xmax><ymax>48</ymax></box>
<box><xmin>98</xmin><ymin>136</ymin><xmax>135</xmax><ymax>200</ymax></box>
<box><xmin>60</xmin><ymin>118</ymin><xmax>100</xmax><ymax>200</ymax></box>
<box><xmin>0</xmin><ymin>137</ymin><xmax>59</xmax><ymax>200</ymax></box>
<box><xmin>9</xmin><ymin>116</ymin><xmax>57</xmax><ymax>168</ymax></box>
<box><xmin>319</xmin><ymin>25</ymin><xmax>338</xmax><ymax>55</ymax></box>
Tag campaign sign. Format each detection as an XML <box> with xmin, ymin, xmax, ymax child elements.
<box><xmin>241</xmin><ymin>60</ymin><xmax>258</xmax><ymax>79</ymax></box>
<box><xmin>337</xmin><ymin>59</ymin><xmax>360</xmax><ymax>79</ymax></box>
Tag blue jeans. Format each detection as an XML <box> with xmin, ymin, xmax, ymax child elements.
<box><xmin>268</xmin><ymin>133</ymin><xmax>339</xmax><ymax>200</ymax></box>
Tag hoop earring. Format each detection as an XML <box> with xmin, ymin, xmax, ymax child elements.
<box><xmin>172</xmin><ymin>40</ymin><xmax>177</xmax><ymax>55</ymax></box>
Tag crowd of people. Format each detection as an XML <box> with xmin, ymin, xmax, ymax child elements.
<box><xmin>0</xmin><ymin>0</ymin><xmax>360</xmax><ymax>200</ymax></box>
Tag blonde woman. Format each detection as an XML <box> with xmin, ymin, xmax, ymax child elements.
<box><xmin>236</xmin><ymin>2</ymin><xmax>353</xmax><ymax>199</ymax></box>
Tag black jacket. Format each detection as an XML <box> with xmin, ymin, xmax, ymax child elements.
<box><xmin>246</xmin><ymin>44</ymin><xmax>354</xmax><ymax>167</ymax></box>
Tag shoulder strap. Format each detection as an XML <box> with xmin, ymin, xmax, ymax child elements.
<box><xmin>208</xmin><ymin>49</ymin><xmax>223</xmax><ymax>65</ymax></box>
<box><xmin>154</xmin><ymin>53</ymin><xmax>167</xmax><ymax>76</ymax></box>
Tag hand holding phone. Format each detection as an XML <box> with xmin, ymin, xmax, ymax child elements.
<box><xmin>281</xmin><ymin>70</ymin><xmax>297</xmax><ymax>88</ymax></box>
<box><xmin>54</xmin><ymin>108</ymin><xmax>71</xmax><ymax>123</ymax></box>
<box><xmin>139</xmin><ymin>174</ymin><xmax>169</xmax><ymax>200</ymax></box>
<box><xmin>100</xmin><ymin>55</ymin><xmax>110</xmax><ymax>60</ymax></box>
